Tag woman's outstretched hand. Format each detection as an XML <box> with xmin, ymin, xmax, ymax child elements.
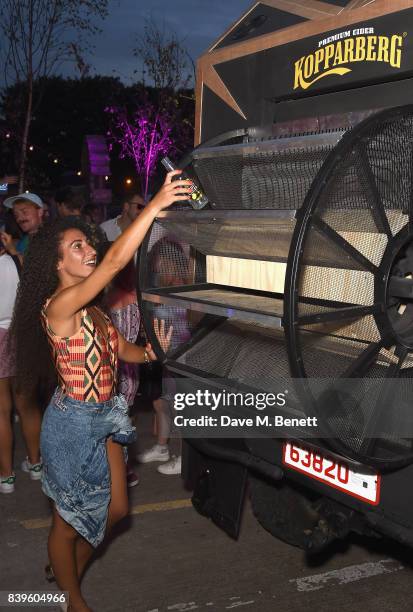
<box><xmin>151</xmin><ymin>318</ymin><xmax>173</xmax><ymax>355</ymax></box>
<box><xmin>149</xmin><ymin>170</ymin><xmax>193</xmax><ymax>212</ymax></box>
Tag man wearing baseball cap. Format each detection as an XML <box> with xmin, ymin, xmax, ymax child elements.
<box><xmin>1</xmin><ymin>193</ymin><xmax>44</xmax><ymax>255</ymax></box>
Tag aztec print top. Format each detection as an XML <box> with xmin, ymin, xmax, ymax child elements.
<box><xmin>42</xmin><ymin>306</ymin><xmax>118</xmax><ymax>403</ymax></box>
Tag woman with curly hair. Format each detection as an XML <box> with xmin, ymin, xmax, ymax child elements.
<box><xmin>11</xmin><ymin>171</ymin><xmax>191</xmax><ymax>612</ymax></box>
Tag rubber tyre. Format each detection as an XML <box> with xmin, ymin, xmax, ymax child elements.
<box><xmin>249</xmin><ymin>475</ymin><xmax>320</xmax><ymax>549</ymax></box>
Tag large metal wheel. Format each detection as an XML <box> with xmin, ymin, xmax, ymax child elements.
<box><xmin>285</xmin><ymin>106</ymin><xmax>413</xmax><ymax>470</ymax></box>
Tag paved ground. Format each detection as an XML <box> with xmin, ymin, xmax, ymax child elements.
<box><xmin>1</xmin><ymin>406</ymin><xmax>413</xmax><ymax>612</ymax></box>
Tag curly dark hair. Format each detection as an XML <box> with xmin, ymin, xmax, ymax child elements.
<box><xmin>10</xmin><ymin>216</ymin><xmax>106</xmax><ymax>392</ymax></box>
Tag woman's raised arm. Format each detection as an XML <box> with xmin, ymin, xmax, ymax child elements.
<box><xmin>47</xmin><ymin>171</ymin><xmax>191</xmax><ymax>322</ymax></box>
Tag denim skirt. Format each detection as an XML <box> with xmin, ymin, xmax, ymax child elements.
<box><xmin>40</xmin><ymin>388</ymin><xmax>136</xmax><ymax>548</ymax></box>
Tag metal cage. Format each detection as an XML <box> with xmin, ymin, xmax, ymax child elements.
<box><xmin>139</xmin><ymin>106</ymin><xmax>413</xmax><ymax>470</ymax></box>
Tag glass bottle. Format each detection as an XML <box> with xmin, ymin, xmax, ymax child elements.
<box><xmin>161</xmin><ymin>156</ymin><xmax>208</xmax><ymax>210</ymax></box>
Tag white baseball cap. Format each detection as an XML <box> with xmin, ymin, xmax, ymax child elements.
<box><xmin>3</xmin><ymin>192</ymin><xmax>44</xmax><ymax>209</ymax></box>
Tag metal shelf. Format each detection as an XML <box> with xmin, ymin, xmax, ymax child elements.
<box><xmin>156</xmin><ymin>210</ymin><xmax>297</xmax><ymax>222</ymax></box>
<box><xmin>141</xmin><ymin>283</ymin><xmax>372</xmax><ymax>330</ymax></box>
<box><xmin>142</xmin><ymin>284</ymin><xmax>284</xmax><ymax>327</ymax></box>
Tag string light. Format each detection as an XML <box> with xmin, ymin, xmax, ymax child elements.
<box><xmin>77</xmin><ymin>171</ymin><xmax>82</xmax><ymax>176</ymax></box>
<box><xmin>125</xmin><ymin>178</ymin><xmax>132</xmax><ymax>185</ymax></box>
<box><xmin>104</xmin><ymin>175</ymin><xmax>109</xmax><ymax>181</ymax></box>
<box><xmin>29</xmin><ymin>145</ymin><xmax>34</xmax><ymax>151</ymax></box>
<box><xmin>53</xmin><ymin>158</ymin><xmax>58</xmax><ymax>164</ymax></box>
<box><xmin>5</xmin><ymin>133</ymin><xmax>10</xmax><ymax>139</ymax></box>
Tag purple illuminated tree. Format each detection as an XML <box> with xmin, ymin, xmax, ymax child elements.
<box><xmin>106</xmin><ymin>102</ymin><xmax>174</xmax><ymax>200</ymax></box>
<box><xmin>106</xmin><ymin>19</ymin><xmax>194</xmax><ymax>199</ymax></box>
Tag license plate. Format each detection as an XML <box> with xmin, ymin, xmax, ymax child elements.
<box><xmin>283</xmin><ymin>442</ymin><xmax>380</xmax><ymax>505</ymax></box>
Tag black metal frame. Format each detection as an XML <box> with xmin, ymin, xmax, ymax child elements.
<box><xmin>284</xmin><ymin>105</ymin><xmax>413</xmax><ymax>470</ymax></box>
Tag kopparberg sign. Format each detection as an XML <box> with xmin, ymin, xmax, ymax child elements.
<box><xmin>294</xmin><ymin>27</ymin><xmax>404</xmax><ymax>91</ymax></box>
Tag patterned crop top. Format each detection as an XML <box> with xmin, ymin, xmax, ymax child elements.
<box><xmin>42</xmin><ymin>306</ymin><xmax>119</xmax><ymax>403</ymax></box>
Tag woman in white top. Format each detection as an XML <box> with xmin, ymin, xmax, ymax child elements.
<box><xmin>0</xmin><ymin>252</ymin><xmax>43</xmax><ymax>493</ymax></box>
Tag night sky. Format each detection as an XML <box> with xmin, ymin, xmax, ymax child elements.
<box><xmin>90</xmin><ymin>0</ymin><xmax>253</xmax><ymax>83</ymax></box>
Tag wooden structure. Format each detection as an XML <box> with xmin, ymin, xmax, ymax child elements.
<box><xmin>195</xmin><ymin>0</ymin><xmax>413</xmax><ymax>143</ymax></box>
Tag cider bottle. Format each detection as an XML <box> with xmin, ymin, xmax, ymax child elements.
<box><xmin>161</xmin><ymin>156</ymin><xmax>208</xmax><ymax>210</ymax></box>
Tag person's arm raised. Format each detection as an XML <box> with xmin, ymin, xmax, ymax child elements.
<box><xmin>47</xmin><ymin>171</ymin><xmax>191</xmax><ymax>322</ymax></box>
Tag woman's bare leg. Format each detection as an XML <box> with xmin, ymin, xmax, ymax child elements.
<box><xmin>0</xmin><ymin>377</ymin><xmax>13</xmax><ymax>476</ymax></box>
<box><xmin>48</xmin><ymin>507</ymin><xmax>91</xmax><ymax>611</ymax></box>
<box><xmin>13</xmin><ymin>386</ymin><xmax>42</xmax><ymax>464</ymax></box>
<box><xmin>153</xmin><ymin>398</ymin><xmax>171</xmax><ymax>446</ymax></box>
<box><xmin>106</xmin><ymin>438</ymin><xmax>129</xmax><ymax>529</ymax></box>
<box><xmin>74</xmin><ymin>537</ymin><xmax>94</xmax><ymax>582</ymax></box>
<box><xmin>75</xmin><ymin>438</ymin><xmax>128</xmax><ymax>580</ymax></box>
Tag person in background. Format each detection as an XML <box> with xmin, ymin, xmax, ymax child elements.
<box><xmin>100</xmin><ymin>192</ymin><xmax>145</xmax><ymax>241</ymax></box>
<box><xmin>106</xmin><ymin>259</ymin><xmax>141</xmax><ymax>487</ymax></box>
<box><xmin>55</xmin><ymin>187</ymin><xmax>85</xmax><ymax>218</ymax></box>
<box><xmin>0</xmin><ymin>193</ymin><xmax>45</xmax><ymax>489</ymax></box>
<box><xmin>0</xmin><ymin>249</ymin><xmax>43</xmax><ymax>493</ymax></box>
<box><xmin>3</xmin><ymin>208</ymin><xmax>23</xmax><ymax>243</ymax></box>
<box><xmin>103</xmin><ymin>194</ymin><xmax>145</xmax><ymax>487</ymax></box>
<box><xmin>1</xmin><ymin>192</ymin><xmax>44</xmax><ymax>255</ymax></box>
<box><xmin>82</xmin><ymin>204</ymin><xmax>102</xmax><ymax>226</ymax></box>
<box><xmin>42</xmin><ymin>200</ymin><xmax>51</xmax><ymax>222</ymax></box>
<box><xmin>137</xmin><ymin>238</ymin><xmax>191</xmax><ymax>476</ymax></box>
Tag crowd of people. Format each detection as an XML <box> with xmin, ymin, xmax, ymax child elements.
<box><xmin>0</xmin><ymin>173</ymin><xmax>191</xmax><ymax>612</ymax></box>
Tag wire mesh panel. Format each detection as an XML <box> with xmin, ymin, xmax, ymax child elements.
<box><xmin>176</xmin><ymin>319</ymin><xmax>292</xmax><ymax>387</ymax></box>
<box><xmin>157</xmin><ymin>218</ymin><xmax>296</xmax><ymax>262</ymax></box>
<box><xmin>140</xmin><ymin>221</ymin><xmax>202</xmax><ymax>356</ymax></box>
<box><xmin>192</xmin><ymin>137</ymin><xmax>339</xmax><ymax>210</ymax></box>
<box><xmin>286</xmin><ymin>106</ymin><xmax>413</xmax><ymax>467</ymax></box>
